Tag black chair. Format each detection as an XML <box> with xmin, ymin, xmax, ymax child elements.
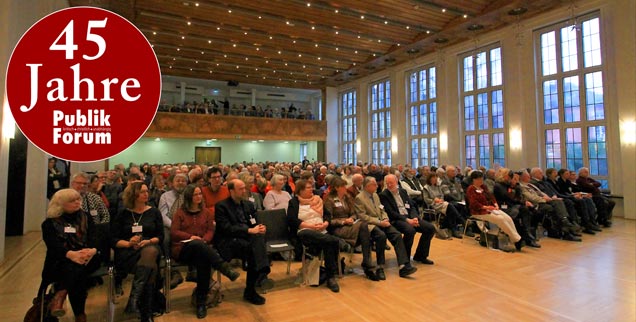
<box><xmin>38</xmin><ymin>264</ymin><xmax>114</xmax><ymax>322</ymax></box>
<box><xmin>255</xmin><ymin>209</ymin><xmax>295</xmax><ymax>274</ymax></box>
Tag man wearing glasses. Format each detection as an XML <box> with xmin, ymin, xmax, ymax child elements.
<box><xmin>70</xmin><ymin>172</ymin><xmax>110</xmax><ymax>224</ymax></box>
<box><xmin>202</xmin><ymin>167</ymin><xmax>230</xmax><ymax>216</ymax></box>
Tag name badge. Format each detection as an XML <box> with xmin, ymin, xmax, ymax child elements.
<box><xmin>64</xmin><ymin>226</ymin><xmax>76</xmax><ymax>234</ymax></box>
<box><xmin>90</xmin><ymin>209</ymin><xmax>98</xmax><ymax>217</ymax></box>
<box><xmin>404</xmin><ymin>203</ymin><xmax>410</xmax><ymax>209</ymax></box>
<box><xmin>250</xmin><ymin>218</ymin><xmax>257</xmax><ymax>225</ymax></box>
<box><xmin>476</xmin><ymin>189</ymin><xmax>483</xmax><ymax>194</ymax></box>
<box><xmin>249</xmin><ymin>197</ymin><xmax>255</xmax><ymax>203</ymax></box>
<box><xmin>399</xmin><ymin>207</ymin><xmax>408</xmax><ymax>215</ymax></box>
<box><xmin>501</xmin><ymin>204</ymin><xmax>508</xmax><ymax>210</ymax></box>
<box><xmin>132</xmin><ymin>225</ymin><xmax>143</xmax><ymax>233</ymax></box>
<box><xmin>334</xmin><ymin>202</ymin><xmax>343</xmax><ymax>208</ymax></box>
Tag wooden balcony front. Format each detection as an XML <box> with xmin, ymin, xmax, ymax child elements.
<box><xmin>145</xmin><ymin>112</ymin><xmax>327</xmax><ymax>141</ymax></box>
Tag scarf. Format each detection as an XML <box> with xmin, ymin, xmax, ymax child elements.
<box><xmin>297</xmin><ymin>194</ymin><xmax>323</xmax><ymax>215</ymax></box>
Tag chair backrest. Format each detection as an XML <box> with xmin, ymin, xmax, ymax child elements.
<box><xmin>255</xmin><ymin>209</ymin><xmax>289</xmax><ymax>243</ymax></box>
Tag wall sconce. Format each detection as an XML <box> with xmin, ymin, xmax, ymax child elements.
<box><xmin>621</xmin><ymin>120</ymin><xmax>636</xmax><ymax>145</ymax></box>
<box><xmin>391</xmin><ymin>136</ymin><xmax>398</xmax><ymax>153</ymax></box>
<box><xmin>439</xmin><ymin>132</ymin><xmax>448</xmax><ymax>152</ymax></box>
<box><xmin>356</xmin><ymin>139</ymin><xmax>361</xmax><ymax>154</ymax></box>
<box><xmin>510</xmin><ymin>128</ymin><xmax>522</xmax><ymax>150</ymax></box>
<box><xmin>2</xmin><ymin>95</ymin><xmax>15</xmax><ymax>139</ymax></box>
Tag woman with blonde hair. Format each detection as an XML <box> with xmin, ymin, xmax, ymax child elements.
<box><xmin>38</xmin><ymin>189</ymin><xmax>99</xmax><ymax>322</ymax></box>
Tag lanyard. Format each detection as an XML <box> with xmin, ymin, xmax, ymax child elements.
<box><xmin>131</xmin><ymin>210</ymin><xmax>144</xmax><ymax>226</ymax></box>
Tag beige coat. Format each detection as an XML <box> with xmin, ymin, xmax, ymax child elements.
<box><xmin>354</xmin><ymin>190</ymin><xmax>388</xmax><ymax>231</ymax></box>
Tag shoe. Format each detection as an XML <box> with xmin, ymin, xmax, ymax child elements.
<box><xmin>416</xmin><ymin>258</ymin><xmax>434</xmax><ymax>265</ymax></box>
<box><xmin>353</xmin><ymin>245</ymin><xmax>362</xmax><ymax>253</ymax></box>
<box><xmin>526</xmin><ymin>240</ymin><xmax>541</xmax><ymax>248</ymax></box>
<box><xmin>589</xmin><ymin>224</ymin><xmax>602</xmax><ymax>232</ymax></box>
<box><xmin>75</xmin><ymin>313</ymin><xmax>87</xmax><ymax>322</ymax></box>
<box><xmin>341</xmin><ymin>243</ymin><xmax>353</xmax><ymax>253</ymax></box>
<box><xmin>465</xmin><ymin>226</ymin><xmax>475</xmax><ymax>237</ymax></box>
<box><xmin>385</xmin><ymin>244</ymin><xmax>391</xmax><ymax>251</ymax></box>
<box><xmin>570</xmin><ymin>230</ymin><xmax>582</xmax><ymax>237</ymax></box>
<box><xmin>49</xmin><ymin>289</ymin><xmax>68</xmax><ymax>317</ymax></box>
<box><xmin>196</xmin><ymin>304</ymin><xmax>207</xmax><ymax>319</ymax></box>
<box><xmin>243</xmin><ymin>291</ymin><xmax>266</xmax><ymax>305</ymax></box>
<box><xmin>170</xmin><ymin>270</ymin><xmax>184</xmax><ymax>290</ymax></box>
<box><xmin>452</xmin><ymin>229</ymin><xmax>463</xmax><ymax>239</ymax></box>
<box><xmin>363</xmin><ymin>268</ymin><xmax>379</xmax><ymax>281</ymax></box>
<box><xmin>582</xmin><ymin>227</ymin><xmax>596</xmax><ymax>235</ymax></box>
<box><xmin>218</xmin><ymin>262</ymin><xmax>240</xmax><ymax>281</ymax></box>
<box><xmin>326</xmin><ymin>277</ymin><xmax>340</xmax><ymax>293</ymax></box>
<box><xmin>375</xmin><ymin>268</ymin><xmax>386</xmax><ymax>280</ymax></box>
<box><xmin>563</xmin><ymin>232</ymin><xmax>582</xmax><ymax>242</ymax></box>
<box><xmin>256</xmin><ymin>274</ymin><xmax>274</xmax><ymax>291</ymax></box>
<box><xmin>499</xmin><ymin>244</ymin><xmax>516</xmax><ymax>252</ymax></box>
<box><xmin>115</xmin><ymin>281</ymin><xmax>124</xmax><ymax>297</ymax></box>
<box><xmin>125</xmin><ymin>266</ymin><xmax>152</xmax><ymax>315</ymax></box>
<box><xmin>515</xmin><ymin>240</ymin><xmax>524</xmax><ymax>251</ymax></box>
<box><xmin>601</xmin><ymin>220</ymin><xmax>612</xmax><ymax>228</ymax></box>
<box><xmin>399</xmin><ymin>264</ymin><xmax>418</xmax><ymax>278</ymax></box>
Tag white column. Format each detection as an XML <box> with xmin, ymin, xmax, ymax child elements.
<box><xmin>324</xmin><ymin>86</ymin><xmax>339</xmax><ymax>163</ymax></box>
<box><xmin>0</xmin><ymin>0</ymin><xmax>69</xmax><ymax>262</ymax></box>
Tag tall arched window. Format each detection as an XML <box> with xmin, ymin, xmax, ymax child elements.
<box><xmin>460</xmin><ymin>44</ymin><xmax>505</xmax><ymax>169</ymax></box>
<box><xmin>370</xmin><ymin>79</ymin><xmax>391</xmax><ymax>165</ymax></box>
<box><xmin>536</xmin><ymin>13</ymin><xmax>608</xmax><ymax>187</ymax></box>
<box><xmin>340</xmin><ymin>89</ymin><xmax>357</xmax><ymax>164</ymax></box>
<box><xmin>408</xmin><ymin>65</ymin><xmax>438</xmax><ymax>168</ymax></box>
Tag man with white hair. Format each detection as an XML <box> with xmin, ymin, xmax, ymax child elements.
<box><xmin>380</xmin><ymin>174</ymin><xmax>435</xmax><ymax>265</ymax></box>
<box><xmin>347</xmin><ymin>173</ymin><xmax>364</xmax><ymax>199</ymax></box>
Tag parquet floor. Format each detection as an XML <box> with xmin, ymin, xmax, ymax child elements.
<box><xmin>1</xmin><ymin>218</ymin><xmax>634</xmax><ymax>322</ymax></box>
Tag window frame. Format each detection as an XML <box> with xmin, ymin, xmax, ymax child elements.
<box><xmin>407</xmin><ymin>64</ymin><xmax>439</xmax><ymax>168</ymax></box>
<box><xmin>459</xmin><ymin>43</ymin><xmax>506</xmax><ymax>169</ymax></box>
<box><xmin>339</xmin><ymin>89</ymin><xmax>357</xmax><ymax>165</ymax></box>
<box><xmin>535</xmin><ymin>12</ymin><xmax>609</xmax><ymax>187</ymax></box>
<box><xmin>369</xmin><ymin>79</ymin><xmax>392</xmax><ymax>165</ymax></box>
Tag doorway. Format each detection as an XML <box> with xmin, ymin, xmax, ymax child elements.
<box><xmin>195</xmin><ymin>147</ymin><xmax>221</xmax><ymax>164</ymax></box>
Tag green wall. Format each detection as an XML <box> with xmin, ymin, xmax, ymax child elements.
<box><xmin>110</xmin><ymin>138</ymin><xmax>318</xmax><ymax>165</ymax></box>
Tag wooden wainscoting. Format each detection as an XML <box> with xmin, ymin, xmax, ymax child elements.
<box><xmin>145</xmin><ymin>113</ymin><xmax>327</xmax><ymax>141</ymax></box>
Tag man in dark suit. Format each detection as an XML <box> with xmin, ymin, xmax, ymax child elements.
<box><xmin>379</xmin><ymin>174</ymin><xmax>435</xmax><ymax>265</ymax></box>
<box><xmin>214</xmin><ymin>179</ymin><xmax>273</xmax><ymax>305</ymax></box>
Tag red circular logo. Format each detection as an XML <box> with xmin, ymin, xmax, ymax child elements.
<box><xmin>6</xmin><ymin>6</ymin><xmax>161</xmax><ymax>162</ymax></box>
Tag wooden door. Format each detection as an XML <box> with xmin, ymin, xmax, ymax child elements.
<box><xmin>195</xmin><ymin>147</ymin><xmax>221</xmax><ymax>164</ymax></box>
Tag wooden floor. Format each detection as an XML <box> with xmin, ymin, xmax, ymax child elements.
<box><xmin>2</xmin><ymin>218</ymin><xmax>634</xmax><ymax>322</ymax></box>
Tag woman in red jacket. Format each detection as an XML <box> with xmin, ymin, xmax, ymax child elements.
<box><xmin>170</xmin><ymin>184</ymin><xmax>240</xmax><ymax>319</ymax></box>
<box><xmin>466</xmin><ymin>171</ymin><xmax>523</xmax><ymax>251</ymax></box>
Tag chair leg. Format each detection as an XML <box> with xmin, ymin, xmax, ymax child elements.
<box><xmin>286</xmin><ymin>251</ymin><xmax>292</xmax><ymax>275</ymax></box>
<box><xmin>165</xmin><ymin>258</ymin><xmax>171</xmax><ymax>313</ymax></box>
<box><xmin>107</xmin><ymin>267</ymin><xmax>114</xmax><ymax>322</ymax></box>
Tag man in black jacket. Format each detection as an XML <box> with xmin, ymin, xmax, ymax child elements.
<box><xmin>379</xmin><ymin>174</ymin><xmax>435</xmax><ymax>265</ymax></box>
<box><xmin>214</xmin><ymin>179</ymin><xmax>273</xmax><ymax>305</ymax></box>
